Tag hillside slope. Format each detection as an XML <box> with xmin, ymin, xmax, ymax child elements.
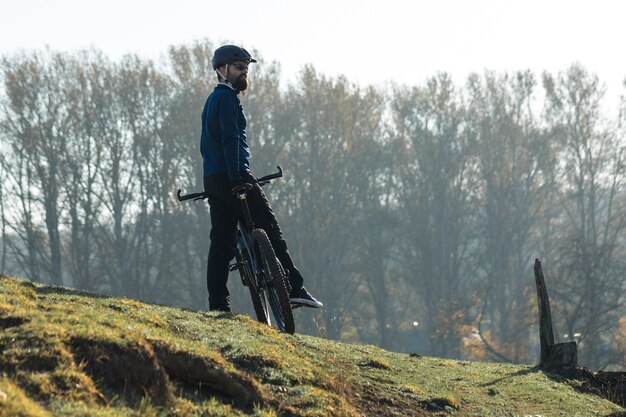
<box><xmin>0</xmin><ymin>276</ymin><xmax>624</xmax><ymax>417</ymax></box>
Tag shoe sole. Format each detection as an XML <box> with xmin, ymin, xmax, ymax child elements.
<box><xmin>289</xmin><ymin>298</ymin><xmax>323</xmax><ymax>308</ymax></box>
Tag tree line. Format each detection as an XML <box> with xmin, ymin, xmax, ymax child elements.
<box><xmin>1</xmin><ymin>40</ymin><xmax>625</xmax><ymax>370</ymax></box>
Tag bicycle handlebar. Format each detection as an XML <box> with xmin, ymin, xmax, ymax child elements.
<box><xmin>176</xmin><ymin>165</ymin><xmax>283</xmax><ymax>202</ymax></box>
<box><xmin>257</xmin><ymin>165</ymin><xmax>283</xmax><ymax>185</ymax></box>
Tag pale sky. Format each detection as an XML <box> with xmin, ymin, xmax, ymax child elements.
<box><xmin>1</xmin><ymin>0</ymin><xmax>625</xmax><ymax>108</ymax></box>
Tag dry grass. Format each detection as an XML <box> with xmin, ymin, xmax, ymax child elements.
<box><xmin>1</xmin><ymin>276</ymin><xmax>625</xmax><ymax>417</ymax></box>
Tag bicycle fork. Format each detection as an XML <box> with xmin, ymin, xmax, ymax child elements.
<box><xmin>230</xmin><ymin>231</ymin><xmax>253</xmax><ymax>288</ymax></box>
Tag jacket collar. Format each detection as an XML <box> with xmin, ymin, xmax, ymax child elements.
<box><xmin>217</xmin><ymin>82</ymin><xmax>237</xmax><ymax>92</ymax></box>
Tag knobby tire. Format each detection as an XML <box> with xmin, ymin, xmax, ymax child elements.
<box><xmin>252</xmin><ymin>228</ymin><xmax>295</xmax><ymax>334</ymax></box>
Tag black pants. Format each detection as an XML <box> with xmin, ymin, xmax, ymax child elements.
<box><xmin>204</xmin><ymin>171</ymin><xmax>304</xmax><ymax>309</ymax></box>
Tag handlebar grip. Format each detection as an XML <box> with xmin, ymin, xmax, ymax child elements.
<box><xmin>177</xmin><ymin>189</ymin><xmax>207</xmax><ymax>202</ymax></box>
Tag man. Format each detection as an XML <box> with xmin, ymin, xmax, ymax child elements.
<box><xmin>201</xmin><ymin>44</ymin><xmax>323</xmax><ymax>312</ymax></box>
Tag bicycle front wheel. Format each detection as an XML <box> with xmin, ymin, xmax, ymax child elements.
<box><xmin>252</xmin><ymin>228</ymin><xmax>295</xmax><ymax>334</ymax></box>
<box><xmin>236</xmin><ymin>251</ymin><xmax>268</xmax><ymax>325</ymax></box>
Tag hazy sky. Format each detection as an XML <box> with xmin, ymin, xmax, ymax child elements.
<box><xmin>1</xmin><ymin>0</ymin><xmax>625</xmax><ymax>106</ymax></box>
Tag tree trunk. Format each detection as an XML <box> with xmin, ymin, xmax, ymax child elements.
<box><xmin>0</xmin><ymin>181</ymin><xmax>6</xmax><ymax>275</ymax></box>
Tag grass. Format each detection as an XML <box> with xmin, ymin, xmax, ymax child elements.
<box><xmin>1</xmin><ymin>275</ymin><xmax>625</xmax><ymax>417</ymax></box>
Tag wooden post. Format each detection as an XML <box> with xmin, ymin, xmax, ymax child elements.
<box><xmin>534</xmin><ymin>259</ymin><xmax>577</xmax><ymax>371</ymax></box>
<box><xmin>534</xmin><ymin>259</ymin><xmax>555</xmax><ymax>364</ymax></box>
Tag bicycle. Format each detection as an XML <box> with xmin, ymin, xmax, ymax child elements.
<box><xmin>176</xmin><ymin>166</ymin><xmax>295</xmax><ymax>334</ymax></box>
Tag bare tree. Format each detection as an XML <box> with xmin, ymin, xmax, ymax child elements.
<box><xmin>272</xmin><ymin>67</ymin><xmax>386</xmax><ymax>339</ymax></box>
<box><xmin>465</xmin><ymin>71</ymin><xmax>556</xmax><ymax>362</ymax></box>
<box><xmin>543</xmin><ymin>64</ymin><xmax>626</xmax><ymax>369</ymax></box>
<box><xmin>59</xmin><ymin>51</ymin><xmax>109</xmax><ymax>289</ymax></box>
<box><xmin>0</xmin><ymin>140</ymin><xmax>41</xmax><ymax>279</ymax></box>
<box><xmin>353</xmin><ymin>139</ymin><xmax>398</xmax><ymax>348</ymax></box>
<box><xmin>0</xmin><ymin>162</ymin><xmax>7</xmax><ymax>275</ymax></box>
<box><xmin>166</xmin><ymin>39</ymin><xmax>217</xmax><ymax>308</ymax></box>
<box><xmin>390</xmin><ymin>73</ymin><xmax>476</xmax><ymax>358</ymax></box>
<box><xmin>91</xmin><ymin>56</ymin><xmax>140</xmax><ymax>295</ymax></box>
<box><xmin>0</xmin><ymin>50</ymin><xmax>74</xmax><ymax>284</ymax></box>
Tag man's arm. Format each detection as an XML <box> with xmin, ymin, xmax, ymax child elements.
<box><xmin>217</xmin><ymin>94</ymin><xmax>244</xmax><ymax>186</ymax></box>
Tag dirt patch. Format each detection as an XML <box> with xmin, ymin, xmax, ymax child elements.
<box><xmin>68</xmin><ymin>335</ymin><xmax>262</xmax><ymax>408</ymax></box>
<box><xmin>354</xmin><ymin>383</ymin><xmax>433</xmax><ymax>417</ymax></box>
<box><xmin>0</xmin><ymin>316</ymin><xmax>27</xmax><ymax>330</ymax></box>
<box><xmin>419</xmin><ymin>397</ymin><xmax>460</xmax><ymax>412</ymax></box>
<box><xmin>357</xmin><ymin>358</ymin><xmax>391</xmax><ymax>370</ymax></box>
<box><xmin>70</xmin><ymin>336</ymin><xmax>174</xmax><ymax>406</ymax></box>
<box><xmin>151</xmin><ymin>341</ymin><xmax>260</xmax><ymax>404</ymax></box>
<box><xmin>226</xmin><ymin>352</ymin><xmax>282</xmax><ymax>373</ymax></box>
<box><xmin>0</xmin><ymin>337</ymin><xmax>68</xmax><ymax>374</ymax></box>
<box><xmin>557</xmin><ymin>368</ymin><xmax>626</xmax><ymax>408</ymax></box>
<box><xmin>595</xmin><ymin>372</ymin><xmax>626</xmax><ymax>407</ymax></box>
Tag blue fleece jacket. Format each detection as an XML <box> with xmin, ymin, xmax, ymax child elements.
<box><xmin>200</xmin><ymin>83</ymin><xmax>250</xmax><ymax>185</ymax></box>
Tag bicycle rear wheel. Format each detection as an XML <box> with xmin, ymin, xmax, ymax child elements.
<box><xmin>236</xmin><ymin>251</ymin><xmax>268</xmax><ymax>325</ymax></box>
<box><xmin>252</xmin><ymin>229</ymin><xmax>295</xmax><ymax>334</ymax></box>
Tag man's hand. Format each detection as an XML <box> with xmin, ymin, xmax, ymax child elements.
<box><xmin>231</xmin><ymin>183</ymin><xmax>253</xmax><ymax>195</ymax></box>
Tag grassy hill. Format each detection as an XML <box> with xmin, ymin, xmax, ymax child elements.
<box><xmin>0</xmin><ymin>275</ymin><xmax>624</xmax><ymax>417</ymax></box>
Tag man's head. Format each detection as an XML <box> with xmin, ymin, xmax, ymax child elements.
<box><xmin>212</xmin><ymin>45</ymin><xmax>257</xmax><ymax>91</ymax></box>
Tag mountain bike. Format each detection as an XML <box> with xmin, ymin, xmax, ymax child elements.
<box><xmin>176</xmin><ymin>166</ymin><xmax>295</xmax><ymax>334</ymax></box>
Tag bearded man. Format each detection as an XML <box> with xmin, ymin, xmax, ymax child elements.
<box><xmin>200</xmin><ymin>45</ymin><xmax>323</xmax><ymax>312</ymax></box>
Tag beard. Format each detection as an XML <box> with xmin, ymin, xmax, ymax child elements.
<box><xmin>229</xmin><ymin>73</ymin><xmax>249</xmax><ymax>91</ymax></box>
